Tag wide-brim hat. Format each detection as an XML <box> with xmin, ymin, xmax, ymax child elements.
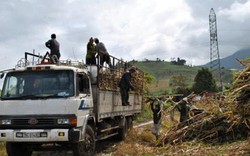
<box><xmin>129</xmin><ymin>66</ymin><xmax>136</xmax><ymax>71</ymax></box>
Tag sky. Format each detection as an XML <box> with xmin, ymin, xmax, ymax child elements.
<box><xmin>0</xmin><ymin>0</ymin><xmax>250</xmax><ymax>71</ymax></box>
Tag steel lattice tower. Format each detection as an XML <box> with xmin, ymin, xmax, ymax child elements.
<box><xmin>209</xmin><ymin>8</ymin><xmax>222</xmax><ymax>90</ymax></box>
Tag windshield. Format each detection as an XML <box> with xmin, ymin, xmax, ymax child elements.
<box><xmin>1</xmin><ymin>70</ymin><xmax>74</xmax><ymax>100</ymax></box>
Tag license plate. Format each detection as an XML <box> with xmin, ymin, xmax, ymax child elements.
<box><xmin>16</xmin><ymin>132</ymin><xmax>47</xmax><ymax>138</ymax></box>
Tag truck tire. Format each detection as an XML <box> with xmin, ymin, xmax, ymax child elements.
<box><xmin>117</xmin><ymin>117</ymin><xmax>128</xmax><ymax>141</ymax></box>
<box><xmin>127</xmin><ymin>116</ymin><xmax>133</xmax><ymax>130</ymax></box>
<box><xmin>72</xmin><ymin>125</ymin><xmax>95</xmax><ymax>156</ymax></box>
<box><xmin>6</xmin><ymin>142</ymin><xmax>32</xmax><ymax>156</ymax></box>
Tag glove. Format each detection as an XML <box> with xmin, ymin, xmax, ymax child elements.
<box><xmin>131</xmin><ymin>86</ymin><xmax>135</xmax><ymax>91</ymax></box>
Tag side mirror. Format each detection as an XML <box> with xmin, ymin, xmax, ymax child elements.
<box><xmin>0</xmin><ymin>73</ymin><xmax>4</xmax><ymax>79</ymax></box>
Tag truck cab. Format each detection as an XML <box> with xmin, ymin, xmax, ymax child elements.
<box><xmin>0</xmin><ymin>52</ymin><xmax>144</xmax><ymax>156</ymax></box>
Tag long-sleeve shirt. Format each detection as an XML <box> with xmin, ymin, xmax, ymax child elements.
<box><xmin>119</xmin><ymin>71</ymin><xmax>134</xmax><ymax>90</ymax></box>
<box><xmin>96</xmin><ymin>42</ymin><xmax>109</xmax><ymax>55</ymax></box>
<box><xmin>45</xmin><ymin>39</ymin><xmax>60</xmax><ymax>58</ymax></box>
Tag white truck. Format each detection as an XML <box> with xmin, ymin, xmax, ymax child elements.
<box><xmin>0</xmin><ymin>52</ymin><xmax>144</xmax><ymax>156</ymax></box>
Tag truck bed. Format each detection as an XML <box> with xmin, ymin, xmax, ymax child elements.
<box><xmin>95</xmin><ymin>90</ymin><xmax>142</xmax><ymax>121</ymax></box>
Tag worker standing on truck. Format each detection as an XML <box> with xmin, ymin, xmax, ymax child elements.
<box><xmin>119</xmin><ymin>66</ymin><xmax>136</xmax><ymax>106</ymax></box>
<box><xmin>86</xmin><ymin>37</ymin><xmax>97</xmax><ymax>65</ymax></box>
<box><xmin>94</xmin><ymin>38</ymin><xmax>112</xmax><ymax>68</ymax></box>
<box><xmin>45</xmin><ymin>33</ymin><xmax>60</xmax><ymax>62</ymax></box>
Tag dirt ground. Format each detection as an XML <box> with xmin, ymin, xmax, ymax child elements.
<box><xmin>108</xmin><ymin>125</ymin><xmax>250</xmax><ymax>156</ymax></box>
<box><xmin>3</xmin><ymin>120</ymin><xmax>250</xmax><ymax>156</ymax></box>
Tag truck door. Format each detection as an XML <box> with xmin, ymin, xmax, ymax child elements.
<box><xmin>76</xmin><ymin>74</ymin><xmax>93</xmax><ymax>108</ymax></box>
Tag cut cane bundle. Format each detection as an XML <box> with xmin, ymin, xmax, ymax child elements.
<box><xmin>159</xmin><ymin>59</ymin><xmax>250</xmax><ymax>145</ymax></box>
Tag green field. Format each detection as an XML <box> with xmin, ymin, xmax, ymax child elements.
<box><xmin>132</xmin><ymin>61</ymin><xmax>199</xmax><ymax>79</ymax></box>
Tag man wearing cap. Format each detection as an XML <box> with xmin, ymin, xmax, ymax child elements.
<box><xmin>45</xmin><ymin>33</ymin><xmax>60</xmax><ymax>62</ymax></box>
<box><xmin>119</xmin><ymin>66</ymin><xmax>136</xmax><ymax>106</ymax></box>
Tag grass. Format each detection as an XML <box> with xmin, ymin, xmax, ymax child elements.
<box><xmin>135</xmin><ymin>102</ymin><xmax>153</xmax><ymax>124</ymax></box>
<box><xmin>147</xmin><ymin>79</ymin><xmax>170</xmax><ymax>93</ymax></box>
<box><xmin>134</xmin><ymin>61</ymin><xmax>199</xmax><ymax>84</ymax></box>
<box><xmin>0</xmin><ymin>142</ymin><xmax>6</xmax><ymax>156</ymax></box>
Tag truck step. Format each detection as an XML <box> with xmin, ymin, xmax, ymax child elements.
<box><xmin>100</xmin><ymin>126</ymin><xmax>119</xmax><ymax>133</ymax></box>
<box><xmin>96</xmin><ymin>132</ymin><xmax>118</xmax><ymax>141</ymax></box>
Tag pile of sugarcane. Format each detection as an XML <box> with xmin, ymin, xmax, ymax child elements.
<box><xmin>98</xmin><ymin>67</ymin><xmax>144</xmax><ymax>94</ymax></box>
<box><xmin>159</xmin><ymin>59</ymin><xmax>250</xmax><ymax>145</ymax></box>
<box><xmin>98</xmin><ymin>68</ymin><xmax>121</xmax><ymax>91</ymax></box>
<box><xmin>226</xmin><ymin>63</ymin><xmax>250</xmax><ymax>116</ymax></box>
<box><xmin>131</xmin><ymin>70</ymin><xmax>145</xmax><ymax>93</ymax></box>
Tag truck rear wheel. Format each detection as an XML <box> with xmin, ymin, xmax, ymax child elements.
<box><xmin>117</xmin><ymin>117</ymin><xmax>128</xmax><ymax>140</ymax></box>
<box><xmin>6</xmin><ymin>142</ymin><xmax>32</xmax><ymax>156</ymax></box>
<box><xmin>72</xmin><ymin>125</ymin><xmax>95</xmax><ymax>156</ymax></box>
<box><xmin>127</xmin><ymin>116</ymin><xmax>133</xmax><ymax>130</ymax></box>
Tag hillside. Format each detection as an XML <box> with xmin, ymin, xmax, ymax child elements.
<box><xmin>130</xmin><ymin>60</ymin><xmax>233</xmax><ymax>94</ymax></box>
<box><xmin>131</xmin><ymin>61</ymin><xmax>199</xmax><ymax>79</ymax></box>
<box><xmin>202</xmin><ymin>48</ymin><xmax>250</xmax><ymax>69</ymax></box>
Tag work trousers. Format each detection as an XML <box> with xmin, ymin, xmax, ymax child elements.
<box><xmin>120</xmin><ymin>88</ymin><xmax>129</xmax><ymax>105</ymax></box>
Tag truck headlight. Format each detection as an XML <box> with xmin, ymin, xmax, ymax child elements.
<box><xmin>57</xmin><ymin>119</ymin><xmax>70</xmax><ymax>124</ymax></box>
<box><xmin>1</xmin><ymin>119</ymin><xmax>12</xmax><ymax>125</ymax></box>
<box><xmin>57</xmin><ymin>118</ymin><xmax>77</xmax><ymax>126</ymax></box>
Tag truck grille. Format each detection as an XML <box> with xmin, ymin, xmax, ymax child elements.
<box><xmin>12</xmin><ymin>118</ymin><xmax>56</xmax><ymax>126</ymax></box>
<box><xmin>0</xmin><ymin>115</ymin><xmax>76</xmax><ymax>129</ymax></box>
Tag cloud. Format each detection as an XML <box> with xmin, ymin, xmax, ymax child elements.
<box><xmin>0</xmin><ymin>0</ymin><xmax>250</xmax><ymax>71</ymax></box>
<box><xmin>218</xmin><ymin>1</ymin><xmax>250</xmax><ymax>22</ymax></box>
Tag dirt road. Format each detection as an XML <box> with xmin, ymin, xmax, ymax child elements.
<box><xmin>32</xmin><ymin>121</ymin><xmax>153</xmax><ymax>156</ymax></box>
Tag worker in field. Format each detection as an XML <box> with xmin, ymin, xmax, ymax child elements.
<box><xmin>86</xmin><ymin>37</ymin><xmax>97</xmax><ymax>65</ymax></box>
<box><xmin>94</xmin><ymin>38</ymin><xmax>112</xmax><ymax>68</ymax></box>
<box><xmin>177</xmin><ymin>98</ymin><xmax>190</xmax><ymax>122</ymax></box>
<box><xmin>118</xmin><ymin>66</ymin><xmax>136</xmax><ymax>106</ymax></box>
<box><xmin>150</xmin><ymin>98</ymin><xmax>162</xmax><ymax>139</ymax></box>
<box><xmin>45</xmin><ymin>33</ymin><xmax>60</xmax><ymax>63</ymax></box>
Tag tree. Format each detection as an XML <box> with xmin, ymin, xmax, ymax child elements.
<box><xmin>170</xmin><ymin>57</ymin><xmax>186</xmax><ymax>65</ymax></box>
<box><xmin>169</xmin><ymin>74</ymin><xmax>191</xmax><ymax>96</ymax></box>
<box><xmin>144</xmin><ymin>72</ymin><xmax>155</xmax><ymax>94</ymax></box>
<box><xmin>169</xmin><ymin>74</ymin><xmax>188</xmax><ymax>90</ymax></box>
<box><xmin>192</xmin><ymin>68</ymin><xmax>217</xmax><ymax>94</ymax></box>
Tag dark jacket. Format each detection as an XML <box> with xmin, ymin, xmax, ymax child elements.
<box><xmin>96</xmin><ymin>42</ymin><xmax>108</xmax><ymax>55</ymax></box>
<box><xmin>151</xmin><ymin>102</ymin><xmax>162</xmax><ymax>124</ymax></box>
<box><xmin>119</xmin><ymin>71</ymin><xmax>134</xmax><ymax>90</ymax></box>
<box><xmin>45</xmin><ymin>39</ymin><xmax>60</xmax><ymax>58</ymax></box>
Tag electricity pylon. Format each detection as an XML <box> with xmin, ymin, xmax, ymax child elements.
<box><xmin>209</xmin><ymin>8</ymin><xmax>223</xmax><ymax>91</ymax></box>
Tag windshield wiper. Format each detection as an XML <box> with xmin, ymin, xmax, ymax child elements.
<box><xmin>1</xmin><ymin>92</ymin><xmax>72</xmax><ymax>100</ymax></box>
<box><xmin>2</xmin><ymin>94</ymin><xmax>60</xmax><ymax>100</ymax></box>
<box><xmin>1</xmin><ymin>95</ymin><xmax>38</xmax><ymax>100</ymax></box>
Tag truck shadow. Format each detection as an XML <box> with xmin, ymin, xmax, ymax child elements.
<box><xmin>32</xmin><ymin>138</ymin><xmax>121</xmax><ymax>156</ymax></box>
<box><xmin>96</xmin><ymin>138</ymin><xmax>121</xmax><ymax>154</ymax></box>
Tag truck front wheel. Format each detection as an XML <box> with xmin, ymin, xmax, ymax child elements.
<box><xmin>6</xmin><ymin>142</ymin><xmax>32</xmax><ymax>156</ymax></box>
<box><xmin>72</xmin><ymin>125</ymin><xmax>95</xmax><ymax>156</ymax></box>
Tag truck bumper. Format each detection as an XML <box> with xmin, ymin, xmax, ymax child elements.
<box><xmin>0</xmin><ymin>129</ymin><xmax>80</xmax><ymax>142</ymax></box>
